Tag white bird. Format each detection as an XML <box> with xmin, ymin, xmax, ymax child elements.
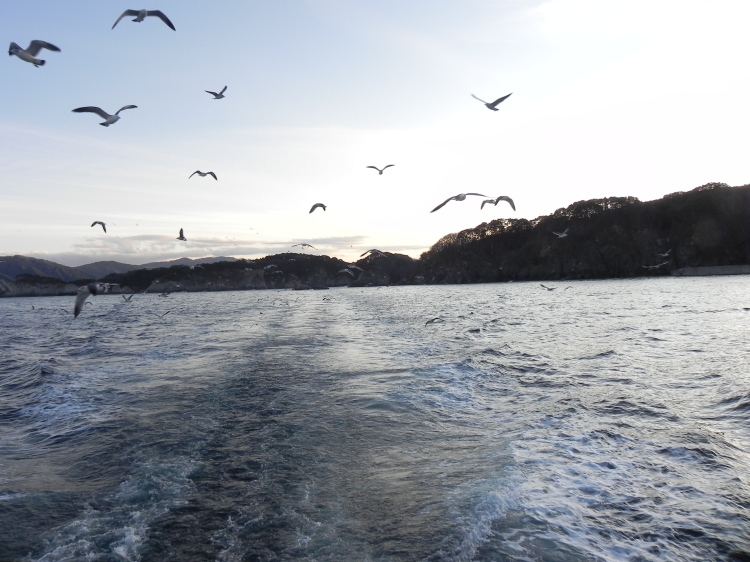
<box><xmin>658</xmin><ymin>249</ymin><xmax>672</xmax><ymax>258</ymax></box>
<box><xmin>430</xmin><ymin>193</ymin><xmax>486</xmax><ymax>213</ymax></box>
<box><xmin>111</xmin><ymin>9</ymin><xmax>175</xmax><ymax>30</ymax></box>
<box><xmin>292</xmin><ymin>243</ymin><xmax>317</xmax><ymax>249</ymax></box>
<box><xmin>480</xmin><ymin>195</ymin><xmax>516</xmax><ymax>211</ymax></box>
<box><xmin>471</xmin><ymin>93</ymin><xmax>512</xmax><ymax>111</ymax></box>
<box><xmin>552</xmin><ymin>228</ymin><xmax>569</xmax><ymax>238</ymax></box>
<box><xmin>366</xmin><ymin>165</ymin><xmax>394</xmax><ymax>175</ymax></box>
<box><xmin>91</xmin><ymin>221</ymin><xmax>107</xmax><ymax>233</ymax></box>
<box><xmin>337</xmin><ymin>268</ymin><xmax>355</xmax><ymax>277</ymax></box>
<box><xmin>74</xmin><ymin>283</ymin><xmax>116</xmax><ymax>318</ymax></box>
<box><xmin>72</xmin><ymin>105</ymin><xmax>137</xmax><ymax>127</ymax></box>
<box><xmin>425</xmin><ymin>317</ymin><xmax>444</xmax><ymax>326</ymax></box>
<box><xmin>642</xmin><ymin>261</ymin><xmax>670</xmax><ymax>270</ymax></box>
<box><xmin>205</xmin><ymin>86</ymin><xmax>227</xmax><ymax>99</ymax></box>
<box><xmin>176</xmin><ymin>228</ymin><xmax>187</xmax><ymax>241</ymax></box>
<box><xmin>540</xmin><ymin>284</ymin><xmax>556</xmax><ymax>291</ymax></box>
<box><xmin>8</xmin><ymin>40</ymin><xmax>60</xmax><ymax>67</ymax></box>
<box><xmin>189</xmin><ymin>170</ymin><xmax>217</xmax><ymax>180</ymax></box>
<box><xmin>360</xmin><ymin>249</ymin><xmax>388</xmax><ymax>259</ymax></box>
<box><xmin>309</xmin><ymin>203</ymin><xmax>326</xmax><ymax>213</ymax></box>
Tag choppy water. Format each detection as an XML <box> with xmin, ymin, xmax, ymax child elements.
<box><xmin>1</xmin><ymin>277</ymin><xmax>749</xmax><ymax>561</ymax></box>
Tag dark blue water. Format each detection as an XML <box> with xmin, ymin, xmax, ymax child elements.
<box><xmin>1</xmin><ymin>278</ymin><xmax>749</xmax><ymax>561</ymax></box>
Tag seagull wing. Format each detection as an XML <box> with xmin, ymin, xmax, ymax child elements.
<box><xmin>205</xmin><ymin>90</ymin><xmax>219</xmax><ymax>97</ymax></box>
<box><xmin>382</xmin><ymin>164</ymin><xmax>394</xmax><ymax>171</ymax></box>
<box><xmin>309</xmin><ymin>203</ymin><xmax>325</xmax><ymax>213</ymax></box>
<box><xmin>219</xmin><ymin>86</ymin><xmax>227</xmax><ymax>95</ymax></box>
<box><xmin>147</xmin><ymin>10</ymin><xmax>176</xmax><ymax>30</ymax></box>
<box><xmin>189</xmin><ymin>171</ymin><xmax>199</xmax><ymax>178</ymax></box>
<box><xmin>488</xmin><ymin>93</ymin><xmax>512</xmax><ymax>107</ymax></box>
<box><xmin>74</xmin><ymin>285</ymin><xmax>95</xmax><ymax>318</ymax></box>
<box><xmin>471</xmin><ymin>94</ymin><xmax>488</xmax><ymax>104</ymax></box>
<box><xmin>72</xmin><ymin>106</ymin><xmax>111</xmax><ymax>119</ymax></box>
<box><xmin>26</xmin><ymin>40</ymin><xmax>60</xmax><ymax>56</ymax></box>
<box><xmin>430</xmin><ymin>196</ymin><xmax>456</xmax><ymax>213</ymax></box>
<box><xmin>494</xmin><ymin>195</ymin><xmax>516</xmax><ymax>211</ymax></box>
<box><xmin>481</xmin><ymin>199</ymin><xmax>494</xmax><ymax>209</ymax></box>
<box><xmin>115</xmin><ymin>105</ymin><xmax>137</xmax><ymax>115</ymax></box>
<box><xmin>112</xmin><ymin>9</ymin><xmax>140</xmax><ymax>29</ymax></box>
<box><xmin>207</xmin><ymin>172</ymin><xmax>217</xmax><ymax>180</ymax></box>
<box><xmin>465</xmin><ymin>193</ymin><xmax>487</xmax><ymax>197</ymax></box>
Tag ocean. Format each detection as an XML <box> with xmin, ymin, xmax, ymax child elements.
<box><xmin>1</xmin><ymin>277</ymin><xmax>749</xmax><ymax>561</ymax></box>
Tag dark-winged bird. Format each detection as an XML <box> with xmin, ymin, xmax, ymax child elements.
<box><xmin>8</xmin><ymin>40</ymin><xmax>60</xmax><ymax>67</ymax></box>
<box><xmin>430</xmin><ymin>193</ymin><xmax>486</xmax><ymax>213</ymax></box>
<box><xmin>471</xmin><ymin>92</ymin><xmax>512</xmax><ymax>111</ymax></box>
<box><xmin>112</xmin><ymin>9</ymin><xmax>176</xmax><ymax>30</ymax></box>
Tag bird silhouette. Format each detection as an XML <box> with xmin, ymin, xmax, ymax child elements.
<box><xmin>189</xmin><ymin>170</ymin><xmax>217</xmax><ymax>180</ymax></box>
<box><xmin>176</xmin><ymin>228</ymin><xmax>187</xmax><ymax>241</ymax></box>
<box><xmin>309</xmin><ymin>203</ymin><xmax>326</xmax><ymax>213</ymax></box>
<box><xmin>91</xmin><ymin>221</ymin><xmax>107</xmax><ymax>233</ymax></box>
<box><xmin>72</xmin><ymin>105</ymin><xmax>137</xmax><ymax>126</ymax></box>
<box><xmin>430</xmin><ymin>193</ymin><xmax>486</xmax><ymax>213</ymax></box>
<box><xmin>366</xmin><ymin>165</ymin><xmax>394</xmax><ymax>175</ymax></box>
<box><xmin>112</xmin><ymin>9</ymin><xmax>175</xmax><ymax>30</ymax></box>
<box><xmin>471</xmin><ymin>93</ymin><xmax>512</xmax><ymax>111</ymax></box>
<box><xmin>8</xmin><ymin>40</ymin><xmax>60</xmax><ymax>67</ymax></box>
<box><xmin>480</xmin><ymin>195</ymin><xmax>516</xmax><ymax>211</ymax></box>
<box><xmin>205</xmin><ymin>86</ymin><xmax>227</xmax><ymax>99</ymax></box>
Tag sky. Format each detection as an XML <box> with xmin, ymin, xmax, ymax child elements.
<box><xmin>2</xmin><ymin>1</ymin><xmax>748</xmax><ymax>267</ymax></box>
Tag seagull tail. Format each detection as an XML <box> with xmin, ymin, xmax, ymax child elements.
<box><xmin>36</xmin><ymin>59</ymin><xmax>46</xmax><ymax>66</ymax></box>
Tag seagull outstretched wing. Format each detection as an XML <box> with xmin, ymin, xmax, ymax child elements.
<box><xmin>26</xmin><ymin>40</ymin><xmax>61</xmax><ymax>56</ymax></box>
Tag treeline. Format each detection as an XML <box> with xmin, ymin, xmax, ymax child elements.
<box><xmin>5</xmin><ymin>182</ymin><xmax>749</xmax><ymax>296</ymax></box>
<box><xmin>419</xmin><ymin>182</ymin><xmax>750</xmax><ymax>283</ymax></box>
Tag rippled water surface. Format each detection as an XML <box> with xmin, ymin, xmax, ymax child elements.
<box><xmin>1</xmin><ymin>277</ymin><xmax>749</xmax><ymax>561</ymax></box>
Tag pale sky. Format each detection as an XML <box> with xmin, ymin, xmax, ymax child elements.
<box><xmin>2</xmin><ymin>1</ymin><xmax>748</xmax><ymax>266</ymax></box>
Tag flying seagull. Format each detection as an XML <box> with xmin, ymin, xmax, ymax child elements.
<box><xmin>471</xmin><ymin>93</ymin><xmax>512</xmax><ymax>111</ymax></box>
<box><xmin>205</xmin><ymin>86</ymin><xmax>227</xmax><ymax>99</ymax></box>
<box><xmin>430</xmin><ymin>193</ymin><xmax>486</xmax><ymax>213</ymax></box>
<box><xmin>122</xmin><ymin>294</ymin><xmax>134</xmax><ymax>301</ymax></box>
<box><xmin>91</xmin><ymin>221</ymin><xmax>107</xmax><ymax>233</ymax></box>
<box><xmin>292</xmin><ymin>243</ymin><xmax>317</xmax><ymax>249</ymax></box>
<box><xmin>480</xmin><ymin>195</ymin><xmax>516</xmax><ymax>211</ymax></box>
<box><xmin>309</xmin><ymin>203</ymin><xmax>326</xmax><ymax>213</ymax></box>
<box><xmin>552</xmin><ymin>228</ymin><xmax>569</xmax><ymax>238</ymax></box>
<box><xmin>74</xmin><ymin>283</ymin><xmax>116</xmax><ymax>318</ymax></box>
<box><xmin>176</xmin><ymin>228</ymin><xmax>187</xmax><ymax>241</ymax></box>
<box><xmin>658</xmin><ymin>249</ymin><xmax>672</xmax><ymax>258</ymax></box>
<box><xmin>540</xmin><ymin>284</ymin><xmax>556</xmax><ymax>291</ymax></box>
<box><xmin>189</xmin><ymin>170</ymin><xmax>217</xmax><ymax>180</ymax></box>
<box><xmin>8</xmin><ymin>40</ymin><xmax>60</xmax><ymax>67</ymax></box>
<box><xmin>72</xmin><ymin>105</ymin><xmax>137</xmax><ymax>127</ymax></box>
<box><xmin>425</xmin><ymin>317</ymin><xmax>444</xmax><ymax>326</ymax></box>
<box><xmin>112</xmin><ymin>9</ymin><xmax>176</xmax><ymax>30</ymax></box>
<box><xmin>360</xmin><ymin>249</ymin><xmax>387</xmax><ymax>259</ymax></box>
<box><xmin>366</xmin><ymin>165</ymin><xmax>394</xmax><ymax>175</ymax></box>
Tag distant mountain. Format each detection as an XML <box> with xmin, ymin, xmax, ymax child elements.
<box><xmin>74</xmin><ymin>260</ymin><xmax>141</xmax><ymax>279</ymax></box>
<box><xmin>0</xmin><ymin>255</ymin><xmax>139</xmax><ymax>283</ymax></box>
<box><xmin>0</xmin><ymin>256</ymin><xmax>238</xmax><ymax>283</ymax></box>
<box><xmin>139</xmin><ymin>256</ymin><xmax>238</xmax><ymax>269</ymax></box>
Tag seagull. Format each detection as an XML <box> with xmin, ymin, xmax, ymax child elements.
<box><xmin>91</xmin><ymin>221</ymin><xmax>107</xmax><ymax>233</ymax></box>
<box><xmin>366</xmin><ymin>165</ymin><xmax>394</xmax><ymax>175</ymax></box>
<box><xmin>205</xmin><ymin>86</ymin><xmax>227</xmax><ymax>99</ymax></box>
<box><xmin>148</xmin><ymin>310</ymin><xmax>171</xmax><ymax>318</ymax></box>
<box><xmin>189</xmin><ymin>170</ymin><xmax>217</xmax><ymax>180</ymax></box>
<box><xmin>111</xmin><ymin>9</ymin><xmax>176</xmax><ymax>30</ymax></box>
<box><xmin>430</xmin><ymin>193</ymin><xmax>486</xmax><ymax>213</ymax></box>
<box><xmin>480</xmin><ymin>195</ymin><xmax>516</xmax><ymax>211</ymax></box>
<box><xmin>337</xmin><ymin>268</ymin><xmax>355</xmax><ymax>277</ymax></box>
<box><xmin>552</xmin><ymin>228</ymin><xmax>569</xmax><ymax>238</ymax></box>
<box><xmin>658</xmin><ymin>249</ymin><xmax>672</xmax><ymax>258</ymax></box>
<box><xmin>292</xmin><ymin>243</ymin><xmax>317</xmax><ymax>249</ymax></box>
<box><xmin>471</xmin><ymin>92</ymin><xmax>512</xmax><ymax>111</ymax></box>
<box><xmin>309</xmin><ymin>203</ymin><xmax>326</xmax><ymax>213</ymax></box>
<box><xmin>72</xmin><ymin>105</ymin><xmax>137</xmax><ymax>127</ymax></box>
<box><xmin>425</xmin><ymin>317</ymin><xmax>444</xmax><ymax>326</ymax></box>
<box><xmin>360</xmin><ymin>249</ymin><xmax>386</xmax><ymax>258</ymax></box>
<box><xmin>176</xmin><ymin>228</ymin><xmax>187</xmax><ymax>241</ymax></box>
<box><xmin>642</xmin><ymin>261</ymin><xmax>670</xmax><ymax>270</ymax></box>
<box><xmin>74</xmin><ymin>283</ymin><xmax>116</xmax><ymax>318</ymax></box>
<box><xmin>122</xmin><ymin>294</ymin><xmax>135</xmax><ymax>301</ymax></box>
<box><xmin>540</xmin><ymin>284</ymin><xmax>556</xmax><ymax>291</ymax></box>
<box><xmin>8</xmin><ymin>40</ymin><xmax>60</xmax><ymax>67</ymax></box>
